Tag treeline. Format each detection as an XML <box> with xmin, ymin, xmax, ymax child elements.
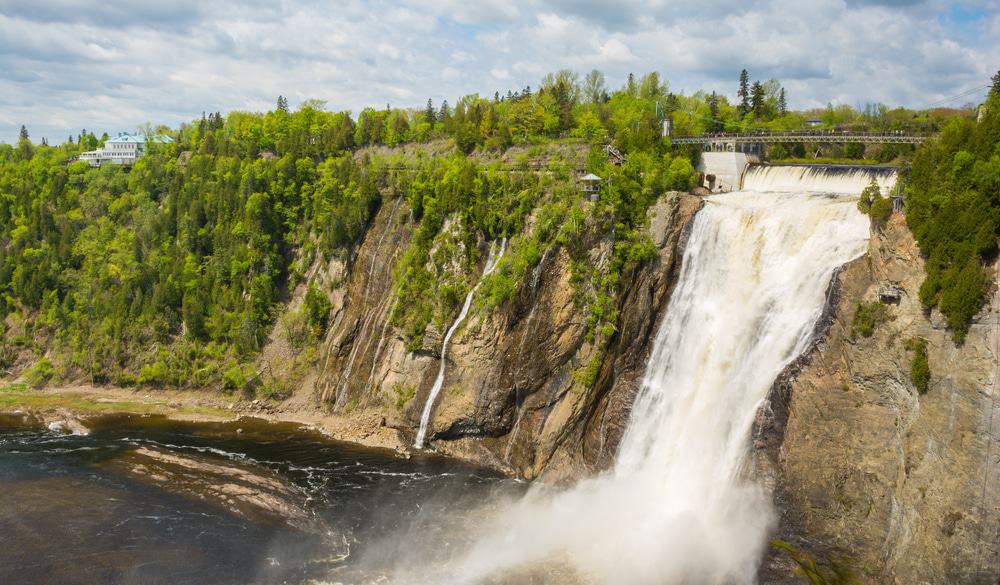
<box><xmin>0</xmin><ymin>70</ymin><xmax>700</xmax><ymax>390</ymax></box>
<box><xmin>906</xmin><ymin>87</ymin><xmax>1000</xmax><ymax>342</ymax></box>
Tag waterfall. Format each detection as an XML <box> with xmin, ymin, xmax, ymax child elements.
<box><xmin>414</xmin><ymin>238</ymin><xmax>507</xmax><ymax>449</ymax></box>
<box><xmin>456</xmin><ymin>178</ymin><xmax>876</xmax><ymax>583</ymax></box>
<box><xmin>743</xmin><ymin>163</ymin><xmax>896</xmax><ymax>194</ymax></box>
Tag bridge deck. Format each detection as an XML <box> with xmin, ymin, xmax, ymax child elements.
<box><xmin>671</xmin><ymin>133</ymin><xmax>927</xmax><ymax>145</ymax></box>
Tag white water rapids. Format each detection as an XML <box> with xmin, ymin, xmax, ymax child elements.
<box><xmin>443</xmin><ymin>167</ymin><xmax>883</xmax><ymax>584</ymax></box>
<box><xmin>415</xmin><ymin>238</ymin><xmax>507</xmax><ymax>449</ymax></box>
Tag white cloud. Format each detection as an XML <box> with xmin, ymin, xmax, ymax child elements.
<box><xmin>598</xmin><ymin>39</ymin><xmax>636</xmax><ymax>63</ymax></box>
<box><xmin>0</xmin><ymin>0</ymin><xmax>996</xmax><ymax>144</ymax></box>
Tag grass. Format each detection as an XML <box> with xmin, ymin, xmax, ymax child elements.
<box><xmin>0</xmin><ymin>383</ymin><xmax>230</xmax><ymax>418</ymax></box>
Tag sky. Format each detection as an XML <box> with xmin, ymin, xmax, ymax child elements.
<box><xmin>1</xmin><ymin>0</ymin><xmax>998</xmax><ymax>144</ymax></box>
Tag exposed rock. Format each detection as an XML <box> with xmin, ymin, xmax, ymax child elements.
<box><xmin>276</xmin><ymin>191</ymin><xmax>701</xmax><ymax>479</ymax></box>
<box><xmin>103</xmin><ymin>446</ymin><xmax>317</xmax><ymax>532</ymax></box>
<box><xmin>758</xmin><ymin>214</ymin><xmax>1000</xmax><ymax>584</ymax></box>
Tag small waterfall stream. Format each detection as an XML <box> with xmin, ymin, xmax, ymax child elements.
<box><xmin>414</xmin><ymin>238</ymin><xmax>507</xmax><ymax>449</ymax></box>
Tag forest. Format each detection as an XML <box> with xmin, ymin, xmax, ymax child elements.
<box><xmin>0</xmin><ymin>69</ymin><xmax>994</xmax><ymax>391</ymax></box>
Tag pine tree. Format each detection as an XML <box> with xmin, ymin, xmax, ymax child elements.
<box><xmin>424</xmin><ymin>98</ymin><xmax>436</xmax><ymax>125</ymax></box>
<box><xmin>750</xmin><ymin>81</ymin><xmax>765</xmax><ymax>117</ymax></box>
<box><xmin>737</xmin><ymin>69</ymin><xmax>750</xmax><ymax>117</ymax></box>
<box><xmin>19</xmin><ymin>125</ymin><xmax>28</xmax><ymax>141</ymax></box>
<box><xmin>778</xmin><ymin>88</ymin><xmax>788</xmax><ymax>116</ymax></box>
<box><xmin>276</xmin><ymin>95</ymin><xmax>289</xmax><ymax>113</ymax></box>
<box><xmin>523</xmin><ymin>85</ymin><xmax>532</xmax><ymax>99</ymax></box>
<box><xmin>494</xmin><ymin>91</ymin><xmax>500</xmax><ymax>103</ymax></box>
<box><xmin>626</xmin><ymin>73</ymin><xmax>637</xmax><ymax>96</ymax></box>
<box><xmin>992</xmin><ymin>69</ymin><xmax>1000</xmax><ymax>97</ymax></box>
<box><xmin>708</xmin><ymin>92</ymin><xmax>722</xmax><ymax>131</ymax></box>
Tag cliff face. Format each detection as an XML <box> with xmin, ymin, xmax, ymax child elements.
<box><xmin>264</xmin><ymin>190</ymin><xmax>702</xmax><ymax>479</ymax></box>
<box><xmin>759</xmin><ymin>213</ymin><xmax>1000</xmax><ymax>584</ymax></box>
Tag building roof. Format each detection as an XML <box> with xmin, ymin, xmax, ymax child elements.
<box><xmin>106</xmin><ymin>132</ymin><xmax>175</xmax><ymax>144</ymax></box>
<box><xmin>580</xmin><ymin>173</ymin><xmax>602</xmax><ymax>181</ymax></box>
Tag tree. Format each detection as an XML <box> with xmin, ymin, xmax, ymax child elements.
<box><xmin>750</xmin><ymin>81</ymin><xmax>765</xmax><ymax>117</ymax></box>
<box><xmin>276</xmin><ymin>95</ymin><xmax>289</xmax><ymax>113</ymax></box>
<box><xmin>707</xmin><ymin>92</ymin><xmax>723</xmax><ymax>131</ymax></box>
<box><xmin>583</xmin><ymin>69</ymin><xmax>606</xmax><ymax>104</ymax></box>
<box><xmin>639</xmin><ymin>72</ymin><xmax>666</xmax><ymax>100</ymax></box>
<box><xmin>778</xmin><ymin>88</ymin><xmax>788</xmax><ymax>116</ymax></box>
<box><xmin>19</xmin><ymin>125</ymin><xmax>28</xmax><ymax>141</ymax></box>
<box><xmin>737</xmin><ymin>69</ymin><xmax>750</xmax><ymax>117</ymax></box>
<box><xmin>425</xmin><ymin>98</ymin><xmax>436</xmax><ymax>125</ymax></box>
<box><xmin>992</xmin><ymin>69</ymin><xmax>1000</xmax><ymax>97</ymax></box>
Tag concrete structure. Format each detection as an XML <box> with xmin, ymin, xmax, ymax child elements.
<box><xmin>79</xmin><ymin>132</ymin><xmax>173</xmax><ymax>167</ymax></box>
<box><xmin>698</xmin><ymin>151</ymin><xmax>759</xmax><ymax>192</ymax></box>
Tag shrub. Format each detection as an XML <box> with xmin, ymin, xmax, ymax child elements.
<box><xmin>23</xmin><ymin>356</ymin><xmax>54</xmax><ymax>388</ymax></box>
<box><xmin>906</xmin><ymin>338</ymin><xmax>930</xmax><ymax>394</ymax></box>
<box><xmin>303</xmin><ymin>283</ymin><xmax>333</xmax><ymax>337</ymax></box>
<box><xmin>138</xmin><ymin>360</ymin><xmax>170</xmax><ymax>386</ymax></box>
<box><xmin>392</xmin><ymin>383</ymin><xmax>416</xmax><ymax>411</ymax></box>
<box><xmin>222</xmin><ymin>363</ymin><xmax>256</xmax><ymax>392</ymax></box>
<box><xmin>851</xmin><ymin>301</ymin><xmax>890</xmax><ymax>338</ymax></box>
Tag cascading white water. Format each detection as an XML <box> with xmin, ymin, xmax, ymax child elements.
<box><xmin>414</xmin><ymin>238</ymin><xmax>507</xmax><ymax>449</ymax></box>
<box><xmin>454</xmin><ymin>168</ymin><xmax>883</xmax><ymax>584</ymax></box>
<box><xmin>743</xmin><ymin>163</ymin><xmax>896</xmax><ymax>194</ymax></box>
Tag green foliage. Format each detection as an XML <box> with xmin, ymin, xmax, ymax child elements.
<box><xmin>222</xmin><ymin>363</ymin><xmax>256</xmax><ymax>392</ymax></box>
<box><xmin>23</xmin><ymin>356</ymin><xmax>55</xmax><ymax>388</ymax></box>
<box><xmin>303</xmin><ymin>284</ymin><xmax>333</xmax><ymax>337</ymax></box>
<box><xmin>856</xmin><ymin>179</ymin><xmax>892</xmax><ymax>228</ymax></box>
<box><xmin>851</xmin><ymin>301</ymin><xmax>890</xmax><ymax>338</ymax></box>
<box><xmin>906</xmin><ymin>93</ymin><xmax>1000</xmax><ymax>343</ymax></box>
<box><xmin>575</xmin><ymin>354</ymin><xmax>603</xmax><ymax>388</ymax></box>
<box><xmin>906</xmin><ymin>337</ymin><xmax>931</xmax><ymax>394</ymax></box>
<box><xmin>392</xmin><ymin>383</ymin><xmax>416</xmax><ymax>411</ymax></box>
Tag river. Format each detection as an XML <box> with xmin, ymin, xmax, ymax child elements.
<box><xmin>0</xmin><ymin>413</ymin><xmax>520</xmax><ymax>585</ymax></box>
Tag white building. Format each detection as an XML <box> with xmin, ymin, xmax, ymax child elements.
<box><xmin>79</xmin><ymin>132</ymin><xmax>174</xmax><ymax>167</ymax></box>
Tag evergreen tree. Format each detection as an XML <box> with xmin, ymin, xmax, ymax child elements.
<box><xmin>439</xmin><ymin>100</ymin><xmax>451</xmax><ymax>123</ymax></box>
<box><xmin>494</xmin><ymin>91</ymin><xmax>500</xmax><ymax>103</ymax></box>
<box><xmin>778</xmin><ymin>88</ymin><xmax>788</xmax><ymax>116</ymax></box>
<box><xmin>425</xmin><ymin>98</ymin><xmax>436</xmax><ymax>125</ymax></box>
<box><xmin>737</xmin><ymin>69</ymin><xmax>750</xmax><ymax>117</ymax></box>
<box><xmin>18</xmin><ymin>125</ymin><xmax>28</xmax><ymax>141</ymax></box>
<box><xmin>708</xmin><ymin>92</ymin><xmax>722</xmax><ymax>131</ymax></box>
<box><xmin>626</xmin><ymin>73</ymin><xmax>637</xmax><ymax>96</ymax></box>
<box><xmin>750</xmin><ymin>81</ymin><xmax>765</xmax><ymax>117</ymax></box>
<box><xmin>992</xmin><ymin>69</ymin><xmax>1000</xmax><ymax>97</ymax></box>
<box><xmin>522</xmin><ymin>85</ymin><xmax>532</xmax><ymax>99</ymax></box>
<box><xmin>276</xmin><ymin>95</ymin><xmax>289</xmax><ymax>113</ymax></box>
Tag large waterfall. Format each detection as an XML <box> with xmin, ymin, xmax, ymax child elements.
<box><xmin>453</xmin><ymin>167</ymin><xmax>882</xmax><ymax>584</ymax></box>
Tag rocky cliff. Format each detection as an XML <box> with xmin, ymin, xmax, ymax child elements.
<box><xmin>262</xmin><ymin>188</ymin><xmax>702</xmax><ymax>480</ymax></box>
<box><xmin>758</xmin><ymin>213</ymin><xmax>1000</xmax><ymax>584</ymax></box>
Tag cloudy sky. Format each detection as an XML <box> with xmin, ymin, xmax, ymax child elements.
<box><xmin>1</xmin><ymin>0</ymin><xmax>997</xmax><ymax>144</ymax></box>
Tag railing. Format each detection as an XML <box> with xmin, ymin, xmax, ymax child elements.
<box><xmin>671</xmin><ymin>132</ymin><xmax>928</xmax><ymax>145</ymax></box>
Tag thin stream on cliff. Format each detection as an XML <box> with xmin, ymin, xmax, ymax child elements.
<box><xmin>439</xmin><ymin>167</ymin><xmax>883</xmax><ymax>584</ymax></box>
<box><xmin>415</xmin><ymin>238</ymin><xmax>507</xmax><ymax>449</ymax></box>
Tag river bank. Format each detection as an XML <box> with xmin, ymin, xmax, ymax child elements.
<box><xmin>0</xmin><ymin>382</ymin><xmax>409</xmax><ymax>456</ymax></box>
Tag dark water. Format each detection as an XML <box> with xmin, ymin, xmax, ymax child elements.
<box><xmin>0</xmin><ymin>414</ymin><xmax>521</xmax><ymax>585</ymax></box>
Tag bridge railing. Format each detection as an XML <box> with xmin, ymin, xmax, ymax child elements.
<box><xmin>671</xmin><ymin>131</ymin><xmax>928</xmax><ymax>145</ymax></box>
